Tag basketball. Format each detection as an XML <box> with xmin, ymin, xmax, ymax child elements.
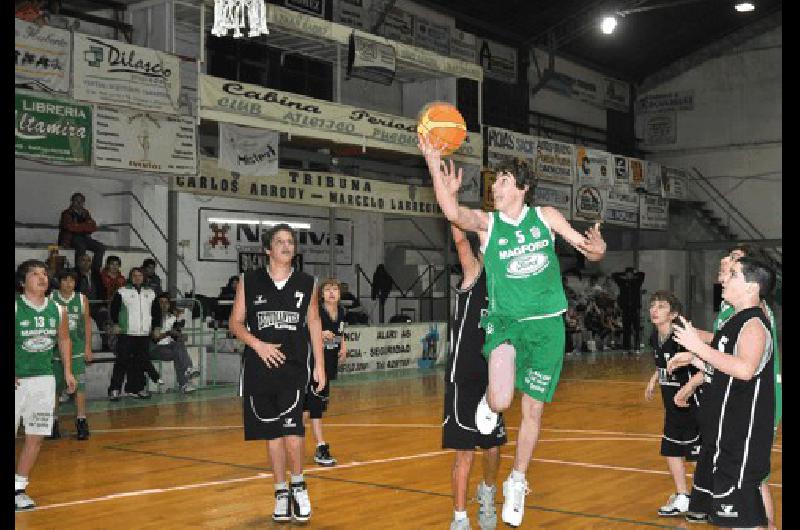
<box><xmin>417</xmin><ymin>102</ymin><xmax>467</xmax><ymax>156</ymax></box>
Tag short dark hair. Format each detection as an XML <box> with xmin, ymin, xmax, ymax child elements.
<box><xmin>16</xmin><ymin>259</ymin><xmax>47</xmax><ymax>286</ymax></box>
<box><xmin>261</xmin><ymin>223</ymin><xmax>297</xmax><ymax>251</ymax></box>
<box><xmin>57</xmin><ymin>268</ymin><xmax>78</xmax><ymax>282</ymax></box>
<box><xmin>105</xmin><ymin>255</ymin><xmax>121</xmax><ymax>266</ymax></box>
<box><xmin>494</xmin><ymin>157</ymin><xmax>536</xmax><ymax>194</ymax></box>
<box><xmin>70</xmin><ymin>192</ymin><xmax>85</xmax><ymax>202</ymax></box>
<box><xmin>649</xmin><ymin>290</ymin><xmax>682</xmax><ymax>315</ymax></box>
<box><xmin>729</xmin><ymin>243</ymin><xmax>754</xmax><ymax>257</ymax></box>
<box><xmin>738</xmin><ymin>257</ymin><xmax>775</xmax><ymax>298</ymax></box>
<box><xmin>142</xmin><ymin>258</ymin><xmax>156</xmax><ymax>268</ymax></box>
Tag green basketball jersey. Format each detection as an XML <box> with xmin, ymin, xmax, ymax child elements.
<box><xmin>15</xmin><ymin>294</ymin><xmax>62</xmax><ymax>378</ymax></box>
<box><xmin>482</xmin><ymin>206</ymin><xmax>567</xmax><ymax>319</ymax></box>
<box><xmin>50</xmin><ymin>291</ymin><xmax>86</xmax><ymax>359</ymax></box>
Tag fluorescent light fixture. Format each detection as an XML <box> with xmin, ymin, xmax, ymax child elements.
<box><xmin>207</xmin><ymin>218</ymin><xmax>311</xmax><ymax>230</ymax></box>
<box><xmin>735</xmin><ymin>2</ymin><xmax>755</xmax><ymax>12</ymax></box>
<box><xmin>601</xmin><ymin>16</ymin><xmax>618</xmax><ymax>35</ymax></box>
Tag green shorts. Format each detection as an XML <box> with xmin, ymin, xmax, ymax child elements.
<box><xmin>480</xmin><ymin>314</ymin><xmax>565</xmax><ymax>403</ymax></box>
<box><xmin>53</xmin><ymin>357</ymin><xmax>87</xmax><ymax>393</ymax></box>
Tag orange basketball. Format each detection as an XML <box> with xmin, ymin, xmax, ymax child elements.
<box><xmin>417</xmin><ymin>102</ymin><xmax>467</xmax><ymax>156</ymax></box>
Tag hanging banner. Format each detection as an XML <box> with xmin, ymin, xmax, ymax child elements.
<box><xmin>486</xmin><ymin>126</ymin><xmax>537</xmax><ymax>161</ymax></box>
<box><xmin>93</xmin><ymin>105</ymin><xmax>197</xmax><ymax>174</ymax></box>
<box><xmin>15</xmin><ymin>91</ymin><xmax>92</xmax><ymax>165</ymax></box>
<box><xmin>73</xmin><ymin>34</ymin><xmax>181</xmax><ymax>114</ymax></box>
<box><xmin>198</xmin><ymin>207</ymin><xmax>353</xmax><ymax>264</ymax></box>
<box><xmin>414</xmin><ymin>18</ymin><xmax>450</xmax><ymax>56</ymax></box>
<box><xmin>636</xmin><ymin>90</ymin><xmax>694</xmax><ymax>113</ymax></box>
<box><xmin>639</xmin><ymin>194</ymin><xmax>669</xmax><ymax>230</ymax></box>
<box><xmin>602</xmin><ymin>77</ymin><xmax>630</xmax><ymax>112</ymax></box>
<box><xmin>218</xmin><ymin>123</ymin><xmax>279</xmax><ymax>177</ymax></box>
<box><xmin>535</xmin><ymin>138</ymin><xmax>574</xmax><ymax>185</ymax></box>
<box><xmin>645</xmin><ymin>161</ymin><xmax>663</xmax><ymax>195</ymax></box>
<box><xmin>575</xmin><ymin>146</ymin><xmax>612</xmax><ymax>189</ymax></box>
<box><xmin>200</xmin><ymin>74</ymin><xmax>482</xmax><ymax>163</ymax></box>
<box><xmin>347</xmin><ymin>31</ymin><xmax>396</xmax><ymax>86</ymax></box>
<box><xmin>334</xmin><ymin>0</ymin><xmax>367</xmax><ymax>29</ymax></box>
<box><xmin>374</xmin><ymin>1</ymin><xmax>413</xmax><ymax>44</ymax></box>
<box><xmin>644</xmin><ymin>112</ymin><xmax>677</xmax><ymax>145</ymax></box>
<box><xmin>339</xmin><ymin>322</ymin><xmax>445</xmax><ymax>375</ymax></box>
<box><xmin>612</xmin><ymin>155</ymin><xmax>630</xmax><ymax>192</ymax></box>
<box><xmin>604</xmin><ymin>188</ymin><xmax>639</xmax><ymax>227</ymax></box>
<box><xmin>15</xmin><ymin>18</ymin><xmax>71</xmax><ymax>94</ymax></box>
<box><xmin>573</xmin><ymin>185</ymin><xmax>606</xmax><ymax>222</ymax></box>
<box><xmin>534</xmin><ymin>181</ymin><xmax>572</xmax><ymax>220</ymax></box>
<box><xmin>661</xmin><ymin>167</ymin><xmax>689</xmax><ymax>200</ymax></box>
<box><xmin>175</xmin><ymin>158</ymin><xmax>444</xmax><ymax>218</ymax></box>
<box><xmin>629</xmin><ymin>158</ymin><xmax>645</xmax><ymax>191</ymax></box>
<box><xmin>450</xmin><ymin>29</ymin><xmax>476</xmax><ymax>63</ymax></box>
<box><xmin>457</xmin><ymin>163</ymin><xmax>481</xmax><ymax>204</ymax></box>
<box><xmin>476</xmin><ymin>37</ymin><xmax>517</xmax><ymax>84</ymax></box>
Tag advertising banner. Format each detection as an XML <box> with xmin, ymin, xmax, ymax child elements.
<box><xmin>629</xmin><ymin>158</ymin><xmax>645</xmax><ymax>191</ymax></box>
<box><xmin>73</xmin><ymin>34</ymin><xmax>181</xmax><ymax>113</ymax></box>
<box><xmin>661</xmin><ymin>166</ymin><xmax>689</xmax><ymax>200</ymax></box>
<box><xmin>15</xmin><ymin>18</ymin><xmax>71</xmax><ymax>93</ymax></box>
<box><xmin>15</xmin><ymin>91</ymin><xmax>91</xmax><ymax>165</ymax></box>
<box><xmin>339</xmin><ymin>322</ymin><xmax>445</xmax><ymax>375</ymax></box>
<box><xmin>176</xmin><ymin>158</ymin><xmax>444</xmax><ymax>218</ymax></box>
<box><xmin>198</xmin><ymin>207</ymin><xmax>353</xmax><ymax>264</ymax></box>
<box><xmin>200</xmin><ymin>74</ymin><xmax>482</xmax><ymax>163</ymax></box>
<box><xmin>643</xmin><ymin>112</ymin><xmax>677</xmax><ymax>145</ymax></box>
<box><xmin>573</xmin><ymin>185</ymin><xmax>606</xmax><ymax>222</ymax></box>
<box><xmin>486</xmin><ymin>126</ymin><xmax>537</xmax><ymax>161</ymax></box>
<box><xmin>450</xmin><ymin>29</ymin><xmax>476</xmax><ymax>63</ymax></box>
<box><xmin>535</xmin><ymin>181</ymin><xmax>572</xmax><ymax>220</ymax></box>
<box><xmin>639</xmin><ymin>194</ymin><xmax>669</xmax><ymax>230</ymax></box>
<box><xmin>645</xmin><ymin>161</ymin><xmax>663</xmax><ymax>195</ymax></box>
<box><xmin>414</xmin><ymin>18</ymin><xmax>450</xmax><ymax>56</ymax></box>
<box><xmin>535</xmin><ymin>138</ymin><xmax>574</xmax><ymax>185</ymax></box>
<box><xmin>476</xmin><ymin>37</ymin><xmax>517</xmax><ymax>83</ymax></box>
<box><xmin>93</xmin><ymin>105</ymin><xmax>197</xmax><ymax>174</ymax></box>
<box><xmin>636</xmin><ymin>90</ymin><xmax>694</xmax><ymax>113</ymax></box>
<box><xmin>612</xmin><ymin>155</ymin><xmax>630</xmax><ymax>192</ymax></box>
<box><xmin>604</xmin><ymin>188</ymin><xmax>639</xmax><ymax>228</ymax></box>
<box><xmin>218</xmin><ymin>123</ymin><xmax>279</xmax><ymax>177</ymax></box>
<box><xmin>574</xmin><ymin>146</ymin><xmax>612</xmax><ymax>189</ymax></box>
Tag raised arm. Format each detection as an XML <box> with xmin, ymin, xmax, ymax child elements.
<box><xmin>419</xmin><ymin>134</ymin><xmax>489</xmax><ymax>234</ymax></box>
<box><xmin>540</xmin><ymin>206</ymin><xmax>606</xmax><ymax>262</ymax></box>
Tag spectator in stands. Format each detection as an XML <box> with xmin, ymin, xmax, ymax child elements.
<box><xmin>340</xmin><ymin>282</ymin><xmax>368</xmax><ymax>324</ymax></box>
<box><xmin>612</xmin><ymin>267</ymin><xmax>646</xmax><ymax>353</ymax></box>
<box><xmin>76</xmin><ymin>254</ymin><xmax>110</xmax><ymax>350</ymax></box>
<box><xmin>141</xmin><ymin>258</ymin><xmax>163</xmax><ymax>295</ymax></box>
<box><xmin>214</xmin><ymin>275</ymin><xmax>239</xmax><ymax>326</ymax></box>
<box><xmin>108</xmin><ymin>267</ymin><xmax>157</xmax><ymax>400</ymax></box>
<box><xmin>58</xmin><ymin>192</ymin><xmax>105</xmax><ymax>272</ymax></box>
<box><xmin>100</xmin><ymin>255</ymin><xmax>126</xmax><ymax>302</ymax></box>
<box><xmin>583</xmin><ymin>298</ymin><xmax>605</xmax><ymax>352</ymax></box>
<box><xmin>150</xmin><ymin>292</ymin><xmax>200</xmax><ymax>393</ymax></box>
<box><xmin>564</xmin><ymin>302</ymin><xmax>584</xmax><ymax>355</ymax></box>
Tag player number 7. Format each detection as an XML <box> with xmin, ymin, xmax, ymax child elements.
<box><xmin>295</xmin><ymin>292</ymin><xmax>304</xmax><ymax>308</ymax></box>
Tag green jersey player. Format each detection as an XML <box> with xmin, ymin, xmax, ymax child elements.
<box><xmin>421</xmin><ymin>135</ymin><xmax>606</xmax><ymax>527</ymax></box>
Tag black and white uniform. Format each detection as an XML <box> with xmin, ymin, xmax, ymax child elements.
<box><xmin>442</xmin><ymin>269</ymin><xmax>507</xmax><ymax>450</ymax></box>
<box><xmin>650</xmin><ymin>329</ymin><xmax>701</xmax><ymax>460</ymax></box>
<box><xmin>689</xmin><ymin>307</ymin><xmax>774</xmax><ymax>528</ymax></box>
<box><xmin>303</xmin><ymin>304</ymin><xmax>346</xmax><ymax>418</ymax></box>
<box><xmin>240</xmin><ymin>268</ymin><xmax>315</xmax><ymax>440</ymax></box>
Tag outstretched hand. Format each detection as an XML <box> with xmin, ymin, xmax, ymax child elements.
<box><xmin>575</xmin><ymin>222</ymin><xmax>606</xmax><ymax>257</ymax></box>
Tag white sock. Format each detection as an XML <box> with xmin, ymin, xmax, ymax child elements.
<box><xmin>317</xmin><ymin>442</ymin><xmax>326</xmax><ymax>448</ymax></box>
<box><xmin>454</xmin><ymin>510</ymin><xmax>468</xmax><ymax>521</ymax></box>
<box><xmin>15</xmin><ymin>474</ymin><xmax>28</xmax><ymax>492</ymax></box>
<box><xmin>290</xmin><ymin>474</ymin><xmax>304</xmax><ymax>485</ymax></box>
<box><xmin>510</xmin><ymin>469</ymin><xmax>525</xmax><ymax>482</ymax></box>
<box><xmin>274</xmin><ymin>482</ymin><xmax>288</xmax><ymax>492</ymax></box>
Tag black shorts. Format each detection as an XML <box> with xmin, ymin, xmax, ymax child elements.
<box><xmin>442</xmin><ymin>382</ymin><xmax>507</xmax><ymax>450</ymax></box>
<box><xmin>243</xmin><ymin>386</ymin><xmax>305</xmax><ymax>441</ymax></box>
<box><xmin>709</xmin><ymin>473</ymin><xmax>767</xmax><ymax>528</ymax></box>
<box><xmin>324</xmin><ymin>349</ymin><xmax>340</xmax><ymax>381</ymax></box>
<box><xmin>303</xmin><ymin>379</ymin><xmax>330</xmax><ymax>419</ymax></box>
<box><xmin>660</xmin><ymin>385</ymin><xmax>701</xmax><ymax>459</ymax></box>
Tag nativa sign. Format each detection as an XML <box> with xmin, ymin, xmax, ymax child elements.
<box><xmin>15</xmin><ymin>91</ymin><xmax>92</xmax><ymax>164</ymax></box>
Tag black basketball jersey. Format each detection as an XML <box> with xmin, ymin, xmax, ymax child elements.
<box><xmin>320</xmin><ymin>304</ymin><xmax>346</xmax><ymax>353</ymax></box>
<box><xmin>240</xmin><ymin>268</ymin><xmax>315</xmax><ymax>393</ymax></box>
<box><xmin>702</xmin><ymin>306</ymin><xmax>774</xmax><ymax>483</ymax></box>
<box><xmin>447</xmin><ymin>268</ymin><xmax>488</xmax><ymax>385</ymax></box>
<box><xmin>650</xmin><ymin>328</ymin><xmax>695</xmax><ymax>387</ymax></box>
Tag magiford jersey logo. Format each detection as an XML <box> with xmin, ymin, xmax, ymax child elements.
<box><xmin>23</xmin><ymin>335</ymin><xmax>55</xmax><ymax>352</ymax></box>
<box><xmin>506</xmin><ymin>252</ymin><xmax>549</xmax><ymax>278</ymax></box>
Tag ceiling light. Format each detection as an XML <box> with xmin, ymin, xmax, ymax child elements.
<box><xmin>601</xmin><ymin>16</ymin><xmax>618</xmax><ymax>35</ymax></box>
<box><xmin>735</xmin><ymin>2</ymin><xmax>755</xmax><ymax>12</ymax></box>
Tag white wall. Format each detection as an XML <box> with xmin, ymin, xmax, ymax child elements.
<box><xmin>636</xmin><ymin>25</ymin><xmax>782</xmax><ymax>239</ymax></box>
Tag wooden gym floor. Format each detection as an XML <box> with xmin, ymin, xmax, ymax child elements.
<box><xmin>15</xmin><ymin>352</ymin><xmax>781</xmax><ymax>529</ymax></box>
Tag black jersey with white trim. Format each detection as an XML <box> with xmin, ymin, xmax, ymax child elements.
<box><xmin>240</xmin><ymin>268</ymin><xmax>315</xmax><ymax>392</ymax></box>
<box><xmin>650</xmin><ymin>328</ymin><xmax>695</xmax><ymax>387</ymax></box>
<box><xmin>446</xmin><ymin>268</ymin><xmax>488</xmax><ymax>385</ymax></box>
<box><xmin>703</xmin><ymin>306</ymin><xmax>774</xmax><ymax>485</ymax></box>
